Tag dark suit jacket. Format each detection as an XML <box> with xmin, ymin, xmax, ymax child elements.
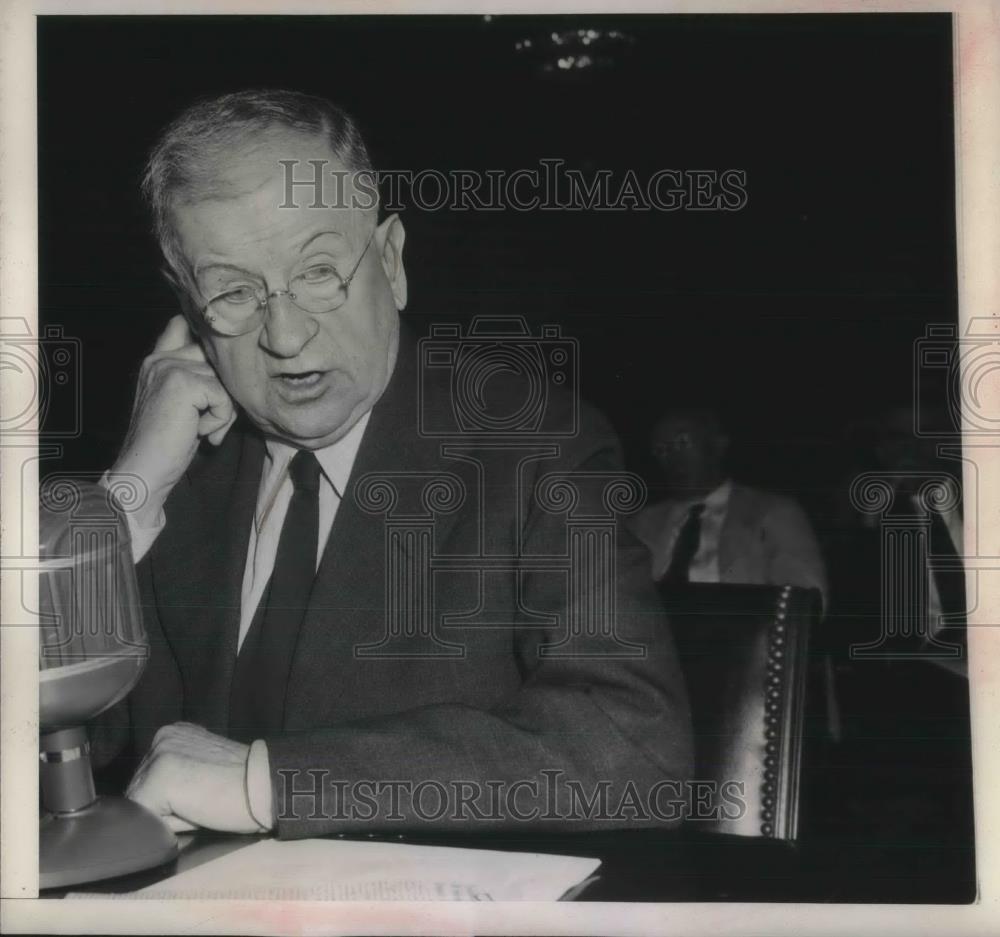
<box><xmin>94</xmin><ymin>320</ymin><xmax>692</xmax><ymax>838</ymax></box>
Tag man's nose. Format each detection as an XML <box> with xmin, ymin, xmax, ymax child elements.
<box><xmin>259</xmin><ymin>292</ymin><xmax>318</xmax><ymax>357</ymax></box>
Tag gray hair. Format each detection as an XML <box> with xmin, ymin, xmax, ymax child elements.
<box><xmin>141</xmin><ymin>89</ymin><xmax>375</xmax><ymax>296</ymax></box>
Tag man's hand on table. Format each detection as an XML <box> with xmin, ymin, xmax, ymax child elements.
<box><xmin>126</xmin><ymin>722</ymin><xmax>273</xmax><ymax>834</ymax></box>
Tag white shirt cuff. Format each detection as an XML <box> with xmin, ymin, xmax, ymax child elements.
<box><xmin>246</xmin><ymin>739</ymin><xmax>274</xmax><ymax>831</ymax></box>
<box><xmin>99</xmin><ymin>471</ymin><xmax>166</xmax><ymax>563</ymax></box>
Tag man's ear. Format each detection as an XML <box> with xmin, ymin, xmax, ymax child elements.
<box><xmin>376</xmin><ymin>213</ymin><xmax>407</xmax><ymax>311</ymax></box>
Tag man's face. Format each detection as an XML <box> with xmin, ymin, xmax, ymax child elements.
<box><xmin>650</xmin><ymin>417</ymin><xmax>724</xmax><ymax>491</ymax></box>
<box><xmin>173</xmin><ymin>132</ymin><xmax>406</xmax><ymax>449</ymax></box>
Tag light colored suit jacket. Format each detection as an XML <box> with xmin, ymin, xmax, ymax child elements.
<box><xmin>631</xmin><ymin>482</ymin><xmax>828</xmax><ymax>606</ymax></box>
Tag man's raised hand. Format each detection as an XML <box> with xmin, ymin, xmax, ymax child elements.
<box><xmin>111</xmin><ymin>315</ymin><xmax>237</xmax><ymax>527</ymax></box>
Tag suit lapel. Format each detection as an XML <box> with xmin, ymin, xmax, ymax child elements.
<box><xmin>718</xmin><ymin>482</ymin><xmax>744</xmax><ymax>580</ymax></box>
<box><xmin>284</xmin><ymin>322</ymin><xmax>463</xmax><ymax>723</ymax></box>
<box><xmin>151</xmin><ymin>426</ymin><xmax>263</xmax><ymax>733</ymax></box>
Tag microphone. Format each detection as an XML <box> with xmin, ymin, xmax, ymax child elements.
<box><xmin>39</xmin><ymin>477</ymin><xmax>177</xmax><ymax>889</ymax></box>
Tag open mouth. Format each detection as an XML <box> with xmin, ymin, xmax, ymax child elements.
<box><xmin>278</xmin><ymin>370</ymin><xmax>324</xmax><ymax>387</ymax></box>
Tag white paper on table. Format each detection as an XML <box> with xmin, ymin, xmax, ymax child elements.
<box><xmin>67</xmin><ymin>838</ymin><xmax>602</xmax><ymax>901</ymax></box>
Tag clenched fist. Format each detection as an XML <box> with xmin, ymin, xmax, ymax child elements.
<box><xmin>111</xmin><ymin>315</ymin><xmax>237</xmax><ymax>527</ymax></box>
<box><xmin>126</xmin><ymin>722</ymin><xmax>261</xmax><ymax>834</ymax></box>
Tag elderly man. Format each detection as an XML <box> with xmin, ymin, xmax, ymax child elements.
<box><xmin>96</xmin><ymin>90</ymin><xmax>692</xmax><ymax>838</ymax></box>
<box><xmin>631</xmin><ymin>409</ymin><xmax>828</xmax><ymax>606</ymax></box>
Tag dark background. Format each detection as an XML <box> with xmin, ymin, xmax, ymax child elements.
<box><xmin>38</xmin><ymin>13</ymin><xmax>957</xmax><ymax>530</ymax></box>
<box><xmin>38</xmin><ymin>15</ymin><xmax>974</xmax><ymax>901</ymax></box>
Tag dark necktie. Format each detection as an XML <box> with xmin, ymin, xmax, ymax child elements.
<box><xmin>663</xmin><ymin>503</ymin><xmax>706</xmax><ymax>584</ymax></box>
<box><xmin>229</xmin><ymin>450</ymin><xmax>322</xmax><ymax>742</ymax></box>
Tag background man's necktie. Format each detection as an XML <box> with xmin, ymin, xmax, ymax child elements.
<box><xmin>230</xmin><ymin>450</ymin><xmax>322</xmax><ymax>742</ymax></box>
<box><xmin>663</xmin><ymin>503</ymin><xmax>706</xmax><ymax>584</ymax></box>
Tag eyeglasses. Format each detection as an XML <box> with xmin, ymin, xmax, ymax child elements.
<box><xmin>652</xmin><ymin>434</ymin><xmax>694</xmax><ymax>456</ymax></box>
<box><xmin>199</xmin><ymin>230</ymin><xmax>375</xmax><ymax>337</ymax></box>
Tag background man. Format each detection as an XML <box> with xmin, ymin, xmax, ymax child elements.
<box><xmin>862</xmin><ymin>405</ymin><xmax>965</xmax><ymax>671</ymax></box>
<box><xmin>94</xmin><ymin>90</ymin><xmax>692</xmax><ymax>838</ymax></box>
<box><xmin>630</xmin><ymin>408</ymin><xmax>828</xmax><ymax>605</ymax></box>
<box><xmin>815</xmin><ymin>405</ymin><xmax>971</xmax><ymax>843</ymax></box>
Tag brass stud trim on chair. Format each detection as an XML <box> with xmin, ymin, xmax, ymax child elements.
<box><xmin>759</xmin><ymin>584</ymin><xmax>795</xmax><ymax>838</ymax></box>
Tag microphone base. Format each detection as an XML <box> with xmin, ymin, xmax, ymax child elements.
<box><xmin>40</xmin><ymin>796</ymin><xmax>179</xmax><ymax>889</ymax></box>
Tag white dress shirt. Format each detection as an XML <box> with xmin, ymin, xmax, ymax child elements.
<box><xmin>112</xmin><ymin>410</ymin><xmax>371</xmax><ymax>829</ymax></box>
<box><xmin>238</xmin><ymin>411</ymin><xmax>369</xmax><ymax>651</ymax></box>
<box><xmin>652</xmin><ymin>480</ymin><xmax>732</xmax><ymax>582</ymax></box>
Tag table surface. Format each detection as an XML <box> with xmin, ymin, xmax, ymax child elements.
<box><xmin>43</xmin><ymin>825</ymin><xmax>976</xmax><ymax>903</ymax></box>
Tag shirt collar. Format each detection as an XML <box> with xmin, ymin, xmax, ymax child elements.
<box><xmin>677</xmin><ymin>478</ymin><xmax>732</xmax><ymax>511</ymax></box>
<box><xmin>703</xmin><ymin>478</ymin><xmax>733</xmax><ymax>511</ymax></box>
<box><xmin>257</xmin><ymin>410</ymin><xmax>371</xmax><ymax>529</ymax></box>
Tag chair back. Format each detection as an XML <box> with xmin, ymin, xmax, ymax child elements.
<box><xmin>661</xmin><ymin>582</ymin><xmax>820</xmax><ymax>840</ymax></box>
